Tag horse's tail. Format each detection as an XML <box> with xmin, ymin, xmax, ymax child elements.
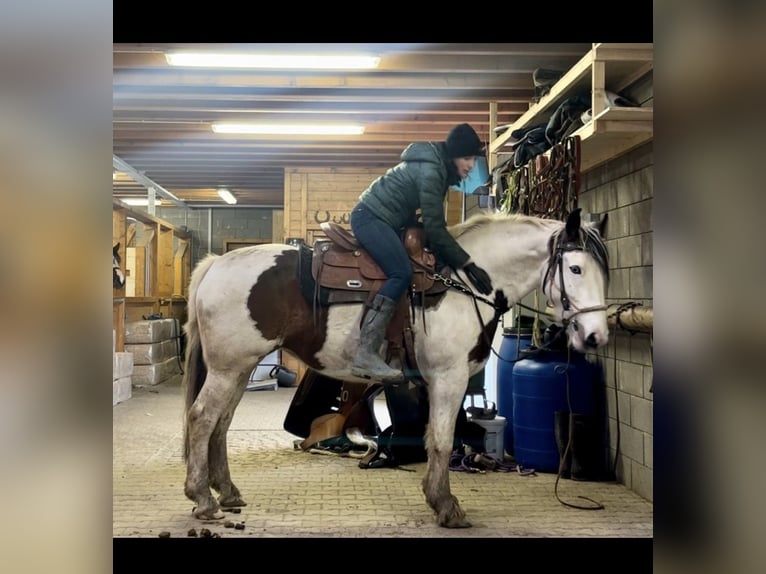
<box><xmin>182</xmin><ymin>253</ymin><xmax>219</xmax><ymax>462</ymax></box>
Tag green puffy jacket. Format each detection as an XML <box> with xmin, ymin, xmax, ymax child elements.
<box><xmin>357</xmin><ymin>141</ymin><xmax>471</xmax><ymax>269</ymax></box>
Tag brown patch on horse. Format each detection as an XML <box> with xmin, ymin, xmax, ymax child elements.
<box><xmin>246</xmin><ymin>250</ymin><xmax>328</xmax><ymax>370</ymax></box>
<box><xmin>467</xmin><ymin>316</ymin><xmax>500</xmax><ymax>363</ymax></box>
<box><xmin>421</xmin><ymin>291</ymin><xmax>447</xmax><ymax>310</ymax></box>
<box><xmin>468</xmin><ymin>289</ymin><xmax>509</xmax><ymax>363</ymax></box>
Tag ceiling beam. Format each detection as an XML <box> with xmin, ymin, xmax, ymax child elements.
<box><xmin>113</xmin><ymin>154</ymin><xmax>187</xmax><ymax>208</ymax></box>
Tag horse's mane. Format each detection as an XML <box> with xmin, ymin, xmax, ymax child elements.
<box><xmin>448</xmin><ymin>211</ymin><xmax>546</xmax><ymax>239</ymax></box>
<box><xmin>449</xmin><ymin>211</ymin><xmax>609</xmax><ymax>282</ymax></box>
<box><xmin>579</xmin><ymin>225</ymin><xmax>610</xmax><ymax>282</ymax></box>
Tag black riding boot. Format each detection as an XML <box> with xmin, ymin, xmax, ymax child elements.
<box><xmin>351</xmin><ymin>294</ymin><xmax>403</xmax><ymax>381</ymax></box>
<box><xmin>570</xmin><ymin>413</ymin><xmax>604</xmax><ymax>481</ymax></box>
<box><xmin>554</xmin><ymin>411</ymin><xmax>572</xmax><ymax>478</ymax></box>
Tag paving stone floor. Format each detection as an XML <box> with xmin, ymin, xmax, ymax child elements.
<box><xmin>113</xmin><ymin>375</ymin><xmax>653</xmax><ymax>540</ymax></box>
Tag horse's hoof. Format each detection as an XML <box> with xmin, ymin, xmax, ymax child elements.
<box><xmin>192</xmin><ymin>506</ymin><xmax>225</xmax><ymax>520</ymax></box>
<box><xmin>441</xmin><ymin>516</ymin><xmax>472</xmax><ymax>528</ymax></box>
<box><xmin>437</xmin><ymin>507</ymin><xmax>472</xmax><ymax>528</ymax></box>
<box><xmin>219</xmin><ymin>496</ymin><xmax>247</xmax><ymax>508</ymax></box>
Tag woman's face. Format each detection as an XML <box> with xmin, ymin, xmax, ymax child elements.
<box><xmin>452</xmin><ymin>156</ymin><xmax>476</xmax><ymax>180</ymax></box>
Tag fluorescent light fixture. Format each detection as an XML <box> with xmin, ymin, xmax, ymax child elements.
<box><xmin>122</xmin><ymin>198</ymin><xmax>165</xmax><ymax>207</ymax></box>
<box><xmin>212</xmin><ymin>123</ymin><xmax>365</xmax><ymax>135</ymax></box>
<box><xmin>217</xmin><ymin>188</ymin><xmax>237</xmax><ymax>205</ymax></box>
<box><xmin>165</xmin><ymin>53</ymin><xmax>380</xmax><ymax>70</ymax></box>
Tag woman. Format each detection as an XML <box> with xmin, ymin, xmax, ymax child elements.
<box><xmin>350</xmin><ymin>123</ymin><xmax>493</xmax><ymax>380</ymax></box>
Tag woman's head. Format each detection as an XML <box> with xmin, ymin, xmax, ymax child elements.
<box><xmin>445</xmin><ymin>123</ymin><xmax>484</xmax><ymax>179</ymax></box>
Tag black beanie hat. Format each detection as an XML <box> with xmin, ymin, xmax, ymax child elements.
<box><xmin>445</xmin><ymin>123</ymin><xmax>484</xmax><ymax>158</ymax></box>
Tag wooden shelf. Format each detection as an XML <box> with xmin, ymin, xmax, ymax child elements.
<box><xmin>576</xmin><ymin>106</ymin><xmax>653</xmax><ymax>171</ymax></box>
<box><xmin>489</xmin><ymin>43</ymin><xmax>653</xmax><ymax>172</ymax></box>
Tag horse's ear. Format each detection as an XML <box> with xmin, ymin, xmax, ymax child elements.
<box><xmin>114</xmin><ymin>242</ymin><xmax>120</xmax><ymax>252</ymax></box>
<box><xmin>565</xmin><ymin>208</ymin><xmax>582</xmax><ymax>240</ymax></box>
<box><xmin>597</xmin><ymin>212</ymin><xmax>608</xmax><ymax>238</ymax></box>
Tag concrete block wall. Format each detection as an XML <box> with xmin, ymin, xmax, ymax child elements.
<box><xmin>578</xmin><ymin>141</ymin><xmax>653</xmax><ymax>502</ymax></box>
<box><xmin>157</xmin><ymin>207</ymin><xmax>275</xmax><ymax>269</ymax></box>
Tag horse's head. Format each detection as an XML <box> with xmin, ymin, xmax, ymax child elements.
<box><xmin>113</xmin><ymin>242</ymin><xmax>126</xmax><ymax>289</ymax></box>
<box><xmin>542</xmin><ymin>209</ymin><xmax>609</xmax><ymax>352</ymax></box>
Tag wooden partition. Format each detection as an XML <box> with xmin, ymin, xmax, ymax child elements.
<box><xmin>113</xmin><ymin>202</ymin><xmax>192</xmax><ymax>352</ymax></box>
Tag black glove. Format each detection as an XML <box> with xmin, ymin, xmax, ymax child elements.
<box><xmin>463</xmin><ymin>262</ymin><xmax>493</xmax><ymax>295</ymax></box>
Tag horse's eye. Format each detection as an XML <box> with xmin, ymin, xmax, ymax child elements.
<box><xmin>570</xmin><ymin>265</ymin><xmax>581</xmax><ymax>275</ymax></box>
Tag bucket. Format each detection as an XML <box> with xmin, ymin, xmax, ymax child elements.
<box><xmin>467</xmin><ymin>415</ymin><xmax>506</xmax><ymax>460</ymax></box>
<box><xmin>511</xmin><ymin>350</ymin><xmax>597</xmax><ymax>472</ymax></box>
<box><xmin>497</xmin><ymin>327</ymin><xmax>534</xmax><ymax>456</ymax></box>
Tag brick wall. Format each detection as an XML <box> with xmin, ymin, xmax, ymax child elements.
<box><xmin>158</xmin><ymin>207</ymin><xmax>276</xmax><ymax>269</ymax></box>
<box><xmin>578</xmin><ymin>141</ymin><xmax>654</xmax><ymax>501</ymax></box>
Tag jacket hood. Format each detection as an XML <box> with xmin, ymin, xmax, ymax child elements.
<box><xmin>400</xmin><ymin>142</ymin><xmax>445</xmax><ymax>164</ymax></box>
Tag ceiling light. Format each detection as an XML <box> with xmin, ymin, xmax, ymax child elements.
<box><xmin>217</xmin><ymin>188</ymin><xmax>237</xmax><ymax>205</ymax></box>
<box><xmin>212</xmin><ymin>123</ymin><xmax>365</xmax><ymax>136</ymax></box>
<box><xmin>122</xmin><ymin>198</ymin><xmax>165</xmax><ymax>207</ymax></box>
<box><xmin>165</xmin><ymin>53</ymin><xmax>380</xmax><ymax>70</ymax></box>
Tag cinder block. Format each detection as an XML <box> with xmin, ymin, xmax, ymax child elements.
<box><xmin>113</xmin><ymin>352</ymin><xmax>134</xmax><ymax>380</ymax></box>
<box><xmin>113</xmin><ymin>376</ymin><xmax>132</xmax><ymax>406</ymax></box>
<box><xmin>125</xmin><ymin>319</ymin><xmax>176</xmax><ymax>344</ymax></box>
<box><xmin>125</xmin><ymin>339</ymin><xmax>179</xmax><ymax>365</ymax></box>
<box><xmin>132</xmin><ymin>355</ymin><xmax>181</xmax><ymax>386</ymax></box>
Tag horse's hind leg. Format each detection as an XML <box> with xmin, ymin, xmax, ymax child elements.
<box><xmin>422</xmin><ymin>377</ymin><xmax>471</xmax><ymax>528</ymax></box>
<box><xmin>209</xmin><ymin>372</ymin><xmax>249</xmax><ymax>508</ymax></box>
<box><xmin>185</xmin><ymin>370</ymin><xmax>242</xmax><ymax>520</ymax></box>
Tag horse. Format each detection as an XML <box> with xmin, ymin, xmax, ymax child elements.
<box><xmin>113</xmin><ymin>243</ymin><xmax>126</xmax><ymax>289</ymax></box>
<box><xmin>181</xmin><ymin>208</ymin><xmax>610</xmax><ymax>528</ymax></box>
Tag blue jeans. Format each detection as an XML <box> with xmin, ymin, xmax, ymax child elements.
<box><xmin>350</xmin><ymin>203</ymin><xmax>413</xmax><ymax>301</ymax></box>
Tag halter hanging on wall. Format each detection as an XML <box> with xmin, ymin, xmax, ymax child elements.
<box><xmin>498</xmin><ymin>135</ymin><xmax>581</xmax><ymax>221</ymax></box>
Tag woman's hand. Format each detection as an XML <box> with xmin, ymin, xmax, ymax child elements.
<box><xmin>463</xmin><ymin>262</ymin><xmax>493</xmax><ymax>295</ymax></box>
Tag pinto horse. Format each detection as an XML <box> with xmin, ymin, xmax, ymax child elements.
<box><xmin>181</xmin><ymin>208</ymin><xmax>610</xmax><ymax>528</ymax></box>
<box><xmin>113</xmin><ymin>243</ymin><xmax>126</xmax><ymax>290</ymax></box>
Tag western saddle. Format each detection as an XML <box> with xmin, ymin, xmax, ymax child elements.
<box><xmin>308</xmin><ymin>221</ymin><xmax>450</xmax><ymax>372</ymax></box>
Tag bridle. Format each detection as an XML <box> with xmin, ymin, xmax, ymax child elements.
<box><xmin>414</xmin><ymin>226</ymin><xmax>607</xmax><ymax>362</ymax></box>
<box><xmin>542</xmin><ymin>238</ymin><xmax>607</xmax><ymax>332</ymax></box>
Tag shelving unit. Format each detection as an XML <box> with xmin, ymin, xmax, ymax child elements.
<box><xmin>489</xmin><ymin>43</ymin><xmax>653</xmax><ymax>173</ymax></box>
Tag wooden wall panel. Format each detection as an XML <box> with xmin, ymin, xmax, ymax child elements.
<box><xmin>272</xmin><ymin>210</ymin><xmax>284</xmax><ymax>243</ymax></box>
<box><xmin>283</xmin><ymin>167</ymin><xmax>387</xmax><ymax>243</ymax></box>
<box><xmin>173</xmin><ymin>238</ymin><xmax>190</xmax><ymax>297</ymax></box>
<box><xmin>113</xmin><ymin>298</ymin><xmax>125</xmax><ymax>352</ymax></box>
<box><xmin>157</xmin><ymin>225</ymin><xmax>174</xmax><ymax>297</ymax></box>
<box><xmin>445</xmin><ymin>189</ymin><xmax>464</xmax><ymax>225</ymax></box>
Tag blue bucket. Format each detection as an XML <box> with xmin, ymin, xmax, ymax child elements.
<box><xmin>496</xmin><ymin>327</ymin><xmax>533</xmax><ymax>456</ymax></box>
<box><xmin>511</xmin><ymin>350</ymin><xmax>597</xmax><ymax>471</ymax></box>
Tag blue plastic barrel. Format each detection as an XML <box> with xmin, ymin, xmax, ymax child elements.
<box><xmin>496</xmin><ymin>327</ymin><xmax>533</xmax><ymax>456</ymax></box>
<box><xmin>511</xmin><ymin>350</ymin><xmax>597</xmax><ymax>472</ymax></box>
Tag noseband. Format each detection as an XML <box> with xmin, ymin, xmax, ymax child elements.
<box><xmin>543</xmin><ymin>239</ymin><xmax>607</xmax><ymax>330</ymax></box>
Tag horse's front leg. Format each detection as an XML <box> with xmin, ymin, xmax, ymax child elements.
<box><xmin>209</xmin><ymin>371</ymin><xmax>249</xmax><ymax>508</ymax></box>
<box><xmin>422</xmin><ymin>371</ymin><xmax>471</xmax><ymax>528</ymax></box>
